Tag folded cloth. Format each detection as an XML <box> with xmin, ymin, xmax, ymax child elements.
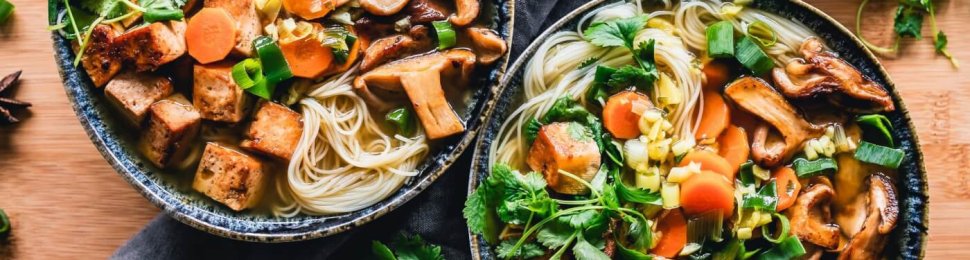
<box><xmin>113</xmin><ymin>0</ymin><xmax>589</xmax><ymax>259</ymax></box>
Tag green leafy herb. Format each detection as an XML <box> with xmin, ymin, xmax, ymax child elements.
<box><xmin>573</xmin><ymin>233</ymin><xmax>612</xmax><ymax>260</ymax></box>
<box><xmin>496</xmin><ymin>240</ymin><xmax>546</xmax><ymax>259</ymax></box>
<box><xmin>371</xmin><ymin>233</ymin><xmax>445</xmax><ymax>260</ymax></box>
<box><xmin>583</xmin><ymin>15</ymin><xmax>648</xmax><ymax>48</ymax></box>
<box><xmin>537</xmin><ymin>220</ymin><xmax>575</xmax><ymax>249</ymax></box>
<box><xmin>894</xmin><ymin>5</ymin><xmax>923</xmax><ymax>38</ymax></box>
<box><xmin>524</xmin><ymin>118</ymin><xmax>543</xmax><ymax>145</ymax></box>
<box><xmin>610</xmin><ymin>166</ymin><xmax>662</xmax><ymax>205</ymax></box>
<box><xmin>856</xmin><ymin>0</ymin><xmax>959</xmax><ymax>67</ymax></box>
<box><xmin>579</xmin><ymin>57</ymin><xmax>599</xmax><ymax>69</ymax></box>
<box><xmin>79</xmin><ymin>0</ymin><xmax>125</xmax><ymax>18</ymax></box>
<box><xmin>567</xmin><ymin>122</ymin><xmax>595</xmax><ymax>142</ymax></box>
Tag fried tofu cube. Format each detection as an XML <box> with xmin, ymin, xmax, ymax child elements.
<box><xmin>142</xmin><ymin>94</ymin><xmax>201</xmax><ymax>168</ymax></box>
<box><xmin>104</xmin><ymin>71</ymin><xmax>175</xmax><ymax>125</ymax></box>
<box><xmin>73</xmin><ymin>25</ymin><xmax>122</xmax><ymax>87</ymax></box>
<box><xmin>193</xmin><ymin>62</ymin><xmax>250</xmax><ymax>123</ymax></box>
<box><xmin>193</xmin><ymin>142</ymin><xmax>266</xmax><ymax>211</ymax></box>
<box><xmin>241</xmin><ymin>102</ymin><xmax>303</xmax><ymax>161</ymax></box>
<box><xmin>526</xmin><ymin>122</ymin><xmax>602</xmax><ymax>195</ymax></box>
<box><xmin>115</xmin><ymin>21</ymin><xmax>187</xmax><ymax>72</ymax></box>
<box><xmin>205</xmin><ymin>0</ymin><xmax>261</xmax><ymax>57</ymax></box>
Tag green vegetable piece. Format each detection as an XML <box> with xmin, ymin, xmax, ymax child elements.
<box><xmin>523</xmin><ymin>117</ymin><xmax>543</xmax><ymax>145</ymax></box>
<box><xmin>894</xmin><ymin>5</ymin><xmax>923</xmax><ymax>38</ymax></box>
<box><xmin>611</xmin><ymin>166</ymin><xmax>662</xmax><ymax>205</ymax></box>
<box><xmin>232</xmin><ymin>58</ymin><xmax>276</xmax><ymax>100</ymax></box>
<box><xmin>706</xmin><ymin>21</ymin><xmax>735</xmax><ymax>58</ymax></box>
<box><xmin>583</xmin><ymin>15</ymin><xmax>648</xmax><ymax>48</ymax></box>
<box><xmin>0</xmin><ymin>208</ymin><xmax>9</xmax><ymax>239</ymax></box>
<box><xmin>432</xmin><ymin>20</ymin><xmax>456</xmax><ymax>50</ymax></box>
<box><xmin>497</xmin><ymin>240</ymin><xmax>546</xmax><ymax>259</ymax></box>
<box><xmin>756</xmin><ymin>236</ymin><xmax>806</xmax><ymax>260</ymax></box>
<box><xmin>735</xmin><ymin>36</ymin><xmax>775</xmax><ymax>75</ymax></box>
<box><xmin>385</xmin><ymin>108</ymin><xmax>416</xmax><ymax>137</ymax></box>
<box><xmin>254</xmin><ymin>36</ymin><xmax>294</xmax><ymax>84</ymax></box>
<box><xmin>792</xmin><ymin>158</ymin><xmax>838</xmax><ymax>178</ymax></box>
<box><xmin>854</xmin><ymin>141</ymin><xmax>905</xmax><ymax>169</ymax></box>
<box><xmin>371</xmin><ymin>241</ymin><xmax>397</xmax><ymax>260</ymax></box>
<box><xmin>143</xmin><ymin>9</ymin><xmax>184</xmax><ymax>23</ymax></box>
<box><xmin>321</xmin><ymin>26</ymin><xmax>354</xmax><ymax>63</ymax></box>
<box><xmin>761</xmin><ymin>213</ymin><xmax>791</xmax><ymax>244</ymax></box>
<box><xmin>0</xmin><ymin>0</ymin><xmax>14</xmax><ymax>24</ymax></box>
<box><xmin>742</xmin><ymin>180</ymin><xmax>778</xmax><ymax>211</ymax></box>
<box><xmin>856</xmin><ymin>114</ymin><xmax>895</xmax><ymax>147</ymax></box>
<box><xmin>746</xmin><ymin>21</ymin><xmax>778</xmax><ymax>47</ymax></box>
<box><xmin>738</xmin><ymin>161</ymin><xmax>756</xmax><ymax>186</ymax></box>
<box><xmin>572</xmin><ymin>234</ymin><xmax>611</xmax><ymax>260</ymax></box>
<box><xmin>389</xmin><ymin>233</ymin><xmax>445</xmax><ymax>260</ymax></box>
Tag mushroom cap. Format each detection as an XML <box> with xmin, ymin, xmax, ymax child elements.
<box><xmin>466</xmin><ymin>27</ymin><xmax>508</xmax><ymax>65</ymax></box>
<box><xmin>786</xmin><ymin>182</ymin><xmax>842</xmax><ymax>250</ymax></box>
<box><xmin>838</xmin><ymin>173</ymin><xmax>899</xmax><ymax>259</ymax></box>
<box><xmin>360</xmin><ymin>0</ymin><xmax>409</xmax><ymax>16</ymax></box>
<box><xmin>451</xmin><ymin>0</ymin><xmax>480</xmax><ymax>26</ymax></box>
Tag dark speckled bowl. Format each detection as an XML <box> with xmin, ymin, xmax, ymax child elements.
<box><xmin>469</xmin><ymin>0</ymin><xmax>928</xmax><ymax>258</ymax></box>
<box><xmin>51</xmin><ymin>0</ymin><xmax>514</xmax><ymax>242</ymax></box>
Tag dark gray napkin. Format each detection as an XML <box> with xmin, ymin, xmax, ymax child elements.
<box><xmin>113</xmin><ymin>0</ymin><xmax>588</xmax><ymax>259</ymax></box>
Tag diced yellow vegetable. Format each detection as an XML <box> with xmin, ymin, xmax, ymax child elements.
<box><xmin>667</xmin><ymin>166</ymin><xmax>693</xmax><ymax>183</ymax></box>
<box><xmin>662</xmin><ymin>182</ymin><xmax>680</xmax><ymax>209</ymax></box>
<box><xmin>649</xmin><ymin>138</ymin><xmax>672</xmax><ymax>161</ymax></box>
<box><xmin>736</xmin><ymin>227</ymin><xmax>753</xmax><ymax>240</ymax></box>
<box><xmin>637</xmin><ymin>167</ymin><xmax>662</xmax><ymax>192</ymax></box>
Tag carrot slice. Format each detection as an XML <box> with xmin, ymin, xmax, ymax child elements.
<box><xmin>694</xmin><ymin>90</ymin><xmax>731</xmax><ymax>141</ymax></box>
<box><xmin>773</xmin><ymin>167</ymin><xmax>801</xmax><ymax>212</ymax></box>
<box><xmin>718</xmin><ymin>125</ymin><xmax>750</xmax><ymax>175</ymax></box>
<box><xmin>603</xmin><ymin>90</ymin><xmax>652</xmax><ymax>139</ymax></box>
<box><xmin>680</xmin><ymin>171</ymin><xmax>735</xmax><ymax>217</ymax></box>
<box><xmin>702</xmin><ymin>60</ymin><xmax>732</xmax><ymax>91</ymax></box>
<box><xmin>651</xmin><ymin>209</ymin><xmax>688</xmax><ymax>258</ymax></box>
<box><xmin>185</xmin><ymin>8</ymin><xmax>237</xmax><ymax>64</ymax></box>
<box><xmin>283</xmin><ymin>0</ymin><xmax>337</xmax><ymax>20</ymax></box>
<box><xmin>679</xmin><ymin>150</ymin><xmax>734</xmax><ymax>180</ymax></box>
<box><xmin>279</xmin><ymin>28</ymin><xmax>334</xmax><ymax>79</ymax></box>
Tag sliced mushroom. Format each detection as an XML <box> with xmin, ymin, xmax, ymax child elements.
<box><xmin>360</xmin><ymin>27</ymin><xmax>434</xmax><ymax>72</ymax></box>
<box><xmin>839</xmin><ymin>173</ymin><xmax>898</xmax><ymax>259</ymax></box>
<box><xmin>786</xmin><ymin>182</ymin><xmax>841</xmax><ymax>250</ymax></box>
<box><xmin>360</xmin><ymin>0</ymin><xmax>409</xmax><ymax>16</ymax></box>
<box><xmin>466</xmin><ymin>27</ymin><xmax>508</xmax><ymax>65</ymax></box>
<box><xmin>724</xmin><ymin>77</ymin><xmax>825</xmax><ymax>167</ymax></box>
<box><xmin>451</xmin><ymin>0</ymin><xmax>480</xmax><ymax>27</ymax></box>
<box><xmin>772</xmin><ymin>37</ymin><xmax>894</xmax><ymax>113</ymax></box>
<box><xmin>408</xmin><ymin>0</ymin><xmax>448</xmax><ymax>23</ymax></box>
<box><xmin>354</xmin><ymin>49</ymin><xmax>477</xmax><ymax>139</ymax></box>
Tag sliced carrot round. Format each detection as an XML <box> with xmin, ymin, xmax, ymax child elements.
<box><xmin>603</xmin><ymin>90</ymin><xmax>652</xmax><ymax>139</ymax></box>
<box><xmin>280</xmin><ymin>29</ymin><xmax>334</xmax><ymax>79</ymax></box>
<box><xmin>185</xmin><ymin>8</ymin><xmax>237</xmax><ymax>64</ymax></box>
<box><xmin>651</xmin><ymin>209</ymin><xmax>687</xmax><ymax>258</ymax></box>
<box><xmin>718</xmin><ymin>125</ymin><xmax>750</xmax><ymax>175</ymax></box>
<box><xmin>702</xmin><ymin>60</ymin><xmax>732</xmax><ymax>91</ymax></box>
<box><xmin>283</xmin><ymin>0</ymin><xmax>336</xmax><ymax>20</ymax></box>
<box><xmin>773</xmin><ymin>167</ymin><xmax>801</xmax><ymax>212</ymax></box>
<box><xmin>679</xmin><ymin>150</ymin><xmax>734</xmax><ymax>180</ymax></box>
<box><xmin>680</xmin><ymin>170</ymin><xmax>735</xmax><ymax>217</ymax></box>
<box><xmin>694</xmin><ymin>90</ymin><xmax>731</xmax><ymax>141</ymax></box>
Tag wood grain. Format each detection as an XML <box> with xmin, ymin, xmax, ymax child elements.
<box><xmin>0</xmin><ymin>0</ymin><xmax>966</xmax><ymax>259</ymax></box>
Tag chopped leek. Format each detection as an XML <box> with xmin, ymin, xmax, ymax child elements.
<box><xmin>661</xmin><ymin>182</ymin><xmax>680</xmax><ymax>209</ymax></box>
<box><xmin>761</xmin><ymin>213</ymin><xmax>791</xmax><ymax>244</ymax></box>
<box><xmin>857</xmin><ymin>114</ymin><xmax>895</xmax><ymax>147</ymax></box>
<box><xmin>756</xmin><ymin>236</ymin><xmax>806</xmax><ymax>260</ymax></box>
<box><xmin>706</xmin><ymin>21</ymin><xmax>735</xmax><ymax>58</ymax></box>
<box><xmin>738</xmin><ymin>161</ymin><xmax>769</xmax><ymax>185</ymax></box>
<box><xmin>432</xmin><ymin>20</ymin><xmax>456</xmax><ymax>50</ymax></box>
<box><xmin>321</xmin><ymin>26</ymin><xmax>356</xmax><ymax>63</ymax></box>
<box><xmin>232</xmin><ymin>58</ymin><xmax>276</xmax><ymax>100</ymax></box>
<box><xmin>0</xmin><ymin>208</ymin><xmax>8</xmax><ymax>239</ymax></box>
<box><xmin>742</xmin><ymin>181</ymin><xmax>777</xmax><ymax>211</ymax></box>
<box><xmin>687</xmin><ymin>210</ymin><xmax>724</xmax><ymax>245</ymax></box>
<box><xmin>854</xmin><ymin>141</ymin><xmax>905</xmax><ymax>169</ymax></box>
<box><xmin>792</xmin><ymin>158</ymin><xmax>838</xmax><ymax>178</ymax></box>
<box><xmin>0</xmin><ymin>0</ymin><xmax>13</xmax><ymax>24</ymax></box>
<box><xmin>745</xmin><ymin>21</ymin><xmax>777</xmax><ymax>47</ymax></box>
<box><xmin>253</xmin><ymin>36</ymin><xmax>293</xmax><ymax>84</ymax></box>
<box><xmin>386</xmin><ymin>107</ymin><xmax>416</xmax><ymax>136</ymax></box>
<box><xmin>735</xmin><ymin>36</ymin><xmax>775</xmax><ymax>75</ymax></box>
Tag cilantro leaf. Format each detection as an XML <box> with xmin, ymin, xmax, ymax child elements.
<box><xmin>140</xmin><ymin>0</ymin><xmax>187</xmax><ymax>22</ymax></box>
<box><xmin>496</xmin><ymin>240</ymin><xmax>546</xmax><ymax>259</ymax></box>
<box><xmin>463</xmin><ymin>188</ymin><xmax>489</xmax><ymax>235</ymax></box>
<box><xmin>371</xmin><ymin>241</ymin><xmax>397</xmax><ymax>260</ymax></box>
<box><xmin>573</xmin><ymin>233</ymin><xmax>611</xmax><ymax>260</ymax></box>
<box><xmin>894</xmin><ymin>5</ymin><xmax>923</xmax><ymax>38</ymax></box>
<box><xmin>79</xmin><ymin>0</ymin><xmax>126</xmax><ymax>18</ymax></box>
<box><xmin>935</xmin><ymin>30</ymin><xmax>948</xmax><ymax>52</ymax></box>
<box><xmin>537</xmin><ymin>220</ymin><xmax>575</xmax><ymax>249</ymax></box>
<box><xmin>633</xmin><ymin>40</ymin><xmax>657</xmax><ymax>74</ymax></box>
<box><xmin>391</xmin><ymin>233</ymin><xmax>445</xmax><ymax>260</ymax></box>
<box><xmin>566</xmin><ymin>122</ymin><xmax>595</xmax><ymax>142</ymax></box>
<box><xmin>579</xmin><ymin>57</ymin><xmax>598</xmax><ymax>69</ymax></box>
<box><xmin>524</xmin><ymin>117</ymin><xmax>543</xmax><ymax>145</ymax></box>
<box><xmin>611</xmin><ymin>166</ymin><xmax>662</xmax><ymax>205</ymax></box>
<box><xmin>583</xmin><ymin>15</ymin><xmax>648</xmax><ymax>48</ymax></box>
<box><xmin>608</xmin><ymin>65</ymin><xmax>654</xmax><ymax>90</ymax></box>
<box><xmin>560</xmin><ymin>210</ymin><xmax>600</xmax><ymax>229</ymax></box>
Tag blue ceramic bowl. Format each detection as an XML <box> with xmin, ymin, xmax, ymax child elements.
<box><xmin>469</xmin><ymin>0</ymin><xmax>928</xmax><ymax>258</ymax></box>
<box><xmin>51</xmin><ymin>0</ymin><xmax>514</xmax><ymax>242</ymax></box>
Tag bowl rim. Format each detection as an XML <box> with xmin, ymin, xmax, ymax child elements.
<box><xmin>50</xmin><ymin>0</ymin><xmax>516</xmax><ymax>242</ymax></box>
<box><xmin>467</xmin><ymin>0</ymin><xmax>929</xmax><ymax>258</ymax></box>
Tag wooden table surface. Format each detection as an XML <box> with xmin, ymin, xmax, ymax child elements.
<box><xmin>0</xmin><ymin>0</ymin><xmax>966</xmax><ymax>259</ymax></box>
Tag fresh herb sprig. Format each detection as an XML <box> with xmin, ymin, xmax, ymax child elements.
<box><xmin>856</xmin><ymin>0</ymin><xmax>958</xmax><ymax>68</ymax></box>
<box><xmin>582</xmin><ymin>15</ymin><xmax>659</xmax><ymax>100</ymax></box>
<box><xmin>371</xmin><ymin>233</ymin><xmax>445</xmax><ymax>260</ymax></box>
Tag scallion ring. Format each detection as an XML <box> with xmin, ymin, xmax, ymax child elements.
<box><xmin>761</xmin><ymin>213</ymin><xmax>791</xmax><ymax>244</ymax></box>
<box><xmin>232</xmin><ymin>58</ymin><xmax>264</xmax><ymax>90</ymax></box>
<box><xmin>432</xmin><ymin>20</ymin><xmax>456</xmax><ymax>50</ymax></box>
<box><xmin>746</xmin><ymin>21</ymin><xmax>777</xmax><ymax>47</ymax></box>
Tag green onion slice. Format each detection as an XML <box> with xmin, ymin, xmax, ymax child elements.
<box><xmin>756</xmin><ymin>236</ymin><xmax>806</xmax><ymax>259</ymax></box>
<box><xmin>746</xmin><ymin>21</ymin><xmax>777</xmax><ymax>47</ymax></box>
<box><xmin>432</xmin><ymin>20</ymin><xmax>456</xmax><ymax>50</ymax></box>
<box><xmin>232</xmin><ymin>58</ymin><xmax>264</xmax><ymax>90</ymax></box>
<box><xmin>856</xmin><ymin>114</ymin><xmax>895</xmax><ymax>147</ymax></box>
<box><xmin>254</xmin><ymin>36</ymin><xmax>293</xmax><ymax>84</ymax></box>
<box><xmin>742</xmin><ymin>180</ymin><xmax>778</xmax><ymax>211</ymax></box>
<box><xmin>739</xmin><ymin>161</ymin><xmax>756</xmax><ymax>186</ymax></box>
<box><xmin>321</xmin><ymin>26</ymin><xmax>354</xmax><ymax>63</ymax></box>
<box><xmin>792</xmin><ymin>157</ymin><xmax>838</xmax><ymax>178</ymax></box>
<box><xmin>761</xmin><ymin>213</ymin><xmax>791</xmax><ymax>244</ymax></box>
<box><xmin>386</xmin><ymin>107</ymin><xmax>416</xmax><ymax>136</ymax></box>
<box><xmin>0</xmin><ymin>0</ymin><xmax>14</xmax><ymax>24</ymax></box>
<box><xmin>854</xmin><ymin>141</ymin><xmax>905</xmax><ymax>169</ymax></box>
<box><xmin>143</xmin><ymin>9</ymin><xmax>183</xmax><ymax>23</ymax></box>
<box><xmin>245</xmin><ymin>79</ymin><xmax>276</xmax><ymax>100</ymax></box>
<box><xmin>706</xmin><ymin>21</ymin><xmax>735</xmax><ymax>58</ymax></box>
<box><xmin>735</xmin><ymin>36</ymin><xmax>775</xmax><ymax>75</ymax></box>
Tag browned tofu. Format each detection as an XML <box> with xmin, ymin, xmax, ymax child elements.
<box><xmin>240</xmin><ymin>102</ymin><xmax>303</xmax><ymax>161</ymax></box>
<box><xmin>193</xmin><ymin>142</ymin><xmax>266</xmax><ymax>211</ymax></box>
<box><xmin>73</xmin><ymin>25</ymin><xmax>122</xmax><ymax>87</ymax></box>
<box><xmin>205</xmin><ymin>0</ymin><xmax>261</xmax><ymax>57</ymax></box>
<box><xmin>115</xmin><ymin>21</ymin><xmax>187</xmax><ymax>72</ymax></box>
<box><xmin>141</xmin><ymin>94</ymin><xmax>201</xmax><ymax>168</ymax></box>
<box><xmin>193</xmin><ymin>62</ymin><xmax>250</xmax><ymax>123</ymax></box>
<box><xmin>526</xmin><ymin>122</ymin><xmax>602</xmax><ymax>195</ymax></box>
<box><xmin>104</xmin><ymin>71</ymin><xmax>175</xmax><ymax>125</ymax></box>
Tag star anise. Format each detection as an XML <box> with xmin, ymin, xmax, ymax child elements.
<box><xmin>0</xmin><ymin>70</ymin><xmax>30</xmax><ymax>124</ymax></box>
